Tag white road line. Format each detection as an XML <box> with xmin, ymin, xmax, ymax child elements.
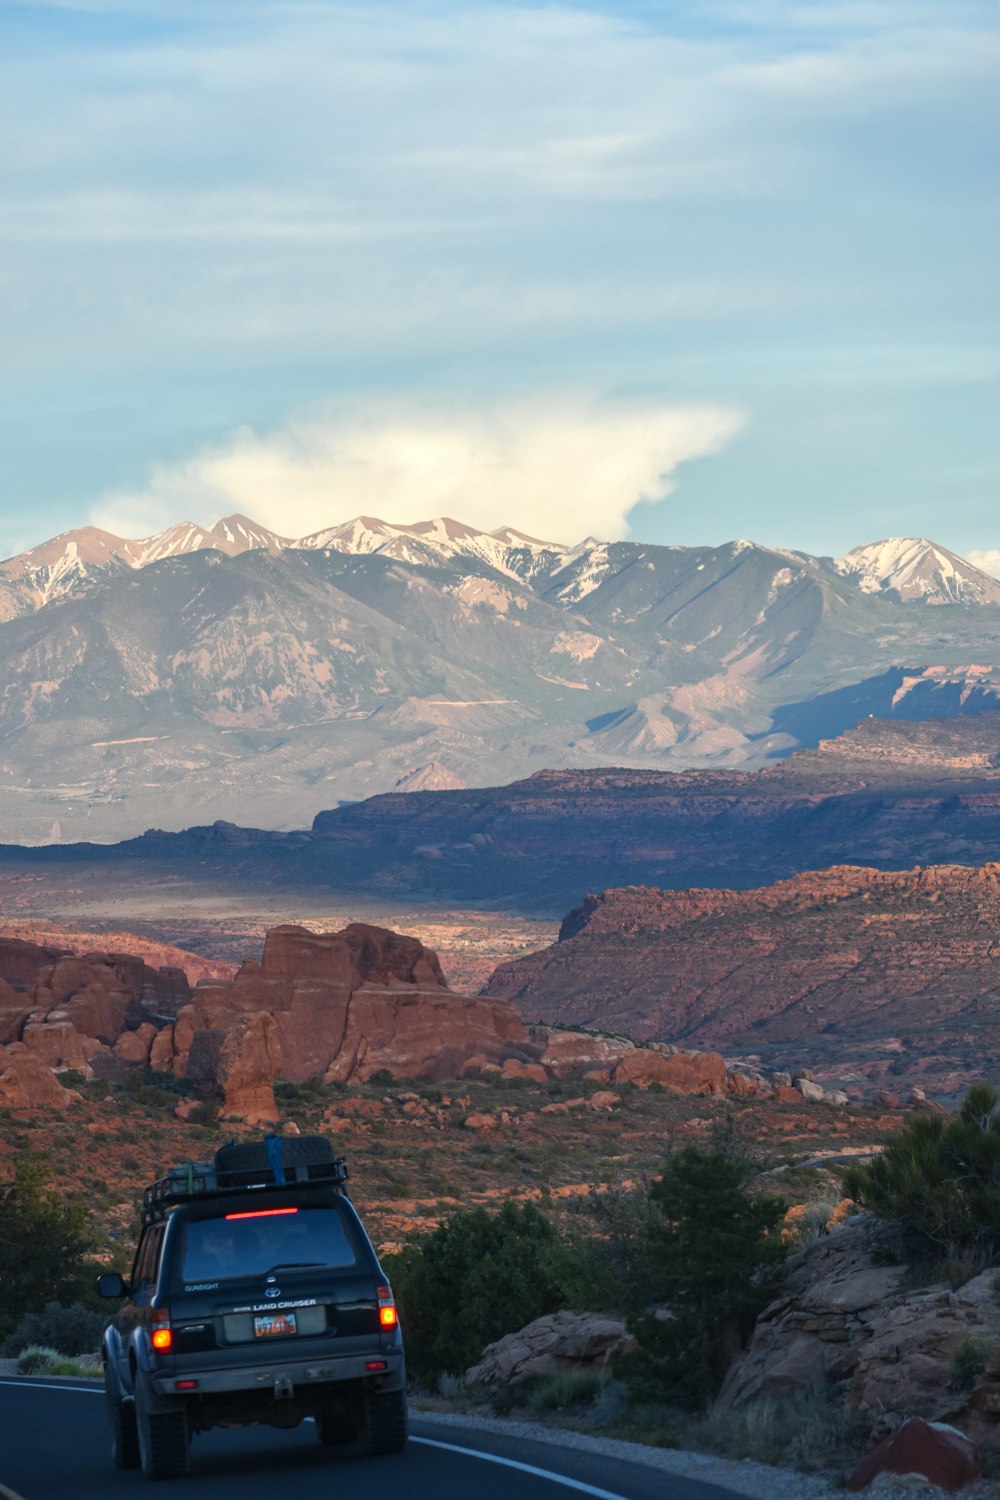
<box><xmin>411</xmin><ymin>1436</ymin><xmax>631</xmax><ymax>1500</ymax></box>
<box><xmin>0</xmin><ymin>1380</ymin><xmax>101</xmax><ymax>1395</ymax></box>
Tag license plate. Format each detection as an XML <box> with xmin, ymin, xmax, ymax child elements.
<box><xmin>254</xmin><ymin>1312</ymin><xmax>297</xmax><ymax>1339</ymax></box>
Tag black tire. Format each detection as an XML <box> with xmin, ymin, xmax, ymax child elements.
<box><xmin>105</xmin><ymin>1368</ymin><xmax>140</xmax><ymax>1470</ymax></box>
<box><xmin>359</xmin><ymin>1389</ymin><xmax>408</xmax><ymax>1456</ymax></box>
<box><xmin>135</xmin><ymin>1378</ymin><xmax>190</xmax><ymax>1481</ymax></box>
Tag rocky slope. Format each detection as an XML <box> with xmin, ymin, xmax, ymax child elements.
<box><xmin>717</xmin><ymin>1214</ymin><xmax>1000</xmax><ymax>1458</ymax></box>
<box><xmin>484</xmin><ymin>863</ymin><xmax>1000</xmax><ymax>1097</ymax></box>
<box><xmin>2</xmin><ymin>514</ymin><xmax>1000</xmax><ymax>841</ymax></box>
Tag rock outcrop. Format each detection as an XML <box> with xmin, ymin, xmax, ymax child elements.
<box><xmin>466</xmin><ymin>1310</ymin><xmax>637</xmax><ymax>1387</ymax></box>
<box><xmin>216</xmin><ymin>1012</ymin><xmax>282</xmax><ymax>1125</ymax></box>
<box><xmin>172</xmin><ymin>923</ymin><xmax>531</xmax><ymax>1089</ymax></box>
<box><xmin>718</xmin><ymin>1216</ymin><xmax>1000</xmax><ymax>1452</ymax></box>
<box><xmin>0</xmin><ymin>918</ymin><xmax>836</xmax><ymax>1117</ymax></box>
<box><xmin>485</xmin><ymin>864</ymin><xmax>1000</xmax><ymax>1096</ymax></box>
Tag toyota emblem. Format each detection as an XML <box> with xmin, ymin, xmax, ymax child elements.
<box><xmin>265</xmin><ymin>1286</ymin><xmax>282</xmax><ymax>1299</ymax></box>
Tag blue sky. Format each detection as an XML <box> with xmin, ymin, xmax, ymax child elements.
<box><xmin>1</xmin><ymin>0</ymin><xmax>997</xmax><ymax>569</ymax></box>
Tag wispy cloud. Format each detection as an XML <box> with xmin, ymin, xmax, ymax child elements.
<box><xmin>968</xmin><ymin>550</ymin><xmax>1000</xmax><ymax>582</ymax></box>
<box><xmin>90</xmin><ymin>396</ymin><xmax>746</xmax><ymax>545</ymax></box>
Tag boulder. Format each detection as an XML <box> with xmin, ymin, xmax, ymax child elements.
<box><xmin>463</xmin><ymin>1112</ymin><xmax>496</xmax><ymax>1132</ymax></box>
<box><xmin>613</xmin><ymin>1048</ymin><xmax>728</xmax><ymax>1093</ymax></box>
<box><xmin>114</xmin><ymin>1028</ymin><xmax>153</xmax><ymax>1066</ymax></box>
<box><xmin>795</xmin><ymin>1077</ymin><xmax>826</xmax><ymax>1102</ymax></box>
<box><xmin>0</xmin><ymin>1043</ymin><xmax>81</xmax><ymax>1107</ymax></box>
<box><xmin>467</xmin><ymin>1310</ymin><xmax>637</xmax><ymax>1387</ymax></box>
<box><xmin>22</xmin><ymin>1020</ymin><xmax>99</xmax><ymax>1074</ymax></box>
<box><xmin>501</xmin><ymin>1058</ymin><xmax>548</xmax><ymax>1082</ymax></box>
<box><xmin>847</xmin><ymin>1417</ymin><xmax>979</xmax><ymax>1492</ymax></box>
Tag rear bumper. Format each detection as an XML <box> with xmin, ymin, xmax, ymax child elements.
<box><xmin>149</xmin><ymin>1349</ymin><xmax>404</xmax><ymax>1400</ymax></box>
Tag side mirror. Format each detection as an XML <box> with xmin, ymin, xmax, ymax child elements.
<box><xmin>97</xmin><ymin>1272</ymin><xmax>127</xmax><ymax>1299</ymax></box>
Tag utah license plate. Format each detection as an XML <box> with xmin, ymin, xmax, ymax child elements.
<box><xmin>254</xmin><ymin>1312</ymin><xmax>297</xmax><ymax>1338</ymax></box>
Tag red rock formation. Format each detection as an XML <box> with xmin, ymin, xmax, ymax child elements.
<box><xmin>216</xmin><ymin>1012</ymin><xmax>282</xmax><ymax>1124</ymax></box>
<box><xmin>485</xmin><ymin>864</ymin><xmax>1000</xmax><ymax>1094</ymax></box>
<box><xmin>0</xmin><ymin>1043</ymin><xmax>81</xmax><ymax>1107</ymax></box>
<box><xmin>166</xmin><ymin>923</ymin><xmax>532</xmax><ymax>1088</ymax></box>
<box><xmin>613</xmin><ymin>1049</ymin><xmax>728</xmax><ymax>1093</ymax></box>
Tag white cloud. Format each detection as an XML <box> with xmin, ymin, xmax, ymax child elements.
<box><xmin>90</xmin><ymin>396</ymin><xmax>746</xmax><ymax>545</ymax></box>
<box><xmin>968</xmin><ymin>550</ymin><xmax>1000</xmax><ymax>581</ymax></box>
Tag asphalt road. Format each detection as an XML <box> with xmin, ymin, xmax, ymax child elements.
<box><xmin>0</xmin><ymin>1379</ymin><xmax>746</xmax><ymax>1500</ymax></box>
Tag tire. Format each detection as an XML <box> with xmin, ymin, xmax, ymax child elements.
<box><xmin>359</xmin><ymin>1389</ymin><xmax>408</xmax><ymax>1456</ymax></box>
<box><xmin>105</xmin><ymin>1368</ymin><xmax>140</xmax><ymax>1470</ymax></box>
<box><xmin>135</xmin><ymin>1377</ymin><xmax>190</xmax><ymax>1481</ymax></box>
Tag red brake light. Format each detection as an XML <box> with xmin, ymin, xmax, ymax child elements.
<box><xmin>376</xmin><ymin>1284</ymin><xmax>397</xmax><ymax>1329</ymax></box>
<box><xmin>151</xmin><ymin>1328</ymin><xmax>173</xmax><ymax>1352</ymax></box>
<box><xmin>224</xmin><ymin>1207</ymin><xmax>299</xmax><ymax>1220</ymax></box>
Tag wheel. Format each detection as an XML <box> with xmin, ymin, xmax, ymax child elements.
<box><xmin>359</xmin><ymin>1389</ymin><xmax>408</xmax><ymax>1456</ymax></box>
<box><xmin>135</xmin><ymin>1376</ymin><xmax>190</xmax><ymax>1481</ymax></box>
<box><xmin>104</xmin><ymin>1367</ymin><xmax>140</xmax><ymax>1470</ymax></box>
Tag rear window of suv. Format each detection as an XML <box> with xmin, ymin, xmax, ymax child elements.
<box><xmin>179</xmin><ymin>1206</ymin><xmax>359</xmax><ymax>1283</ymax></box>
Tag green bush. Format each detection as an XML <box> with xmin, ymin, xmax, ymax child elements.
<box><xmin>844</xmin><ymin>1082</ymin><xmax>1000</xmax><ymax>1260</ymax></box>
<box><xmin>385</xmin><ymin>1201</ymin><xmax>583</xmax><ymax>1380</ymax></box>
<box><xmin>17</xmin><ymin>1344</ymin><xmax>61</xmax><ymax>1375</ymax></box>
<box><xmin>2</xmin><ymin>1300</ymin><xmax>104</xmax><ymax>1357</ymax></box>
<box><xmin>0</xmin><ymin>1157</ymin><xmax>99</xmax><ymax>1343</ymax></box>
<box><xmin>528</xmin><ymin>1371</ymin><xmax>603</xmax><ymax>1412</ymax></box>
<box><xmin>626</xmin><ymin>1146</ymin><xmax>789</xmax><ymax>1409</ymax></box>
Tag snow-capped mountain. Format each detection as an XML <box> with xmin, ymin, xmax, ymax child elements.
<box><xmin>299</xmin><ymin>515</ymin><xmax>572</xmax><ymax>581</ymax></box>
<box><xmin>0</xmin><ymin>514</ymin><xmax>292</xmax><ymax>621</ymax></box>
<box><xmin>1</xmin><ymin>512</ymin><xmax>999</xmax><ymax>844</ymax></box>
<box><xmin>834</xmin><ymin>538</ymin><xmax>1000</xmax><ymax>607</ymax></box>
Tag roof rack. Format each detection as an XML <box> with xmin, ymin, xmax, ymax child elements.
<box><xmin>141</xmin><ymin>1136</ymin><xmax>348</xmax><ymax>1223</ymax></box>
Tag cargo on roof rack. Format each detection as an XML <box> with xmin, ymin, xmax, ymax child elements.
<box><xmin>141</xmin><ymin>1135</ymin><xmax>348</xmax><ymax>1222</ymax></box>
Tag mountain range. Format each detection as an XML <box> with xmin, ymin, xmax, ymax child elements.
<box><xmin>2</xmin><ymin>513</ymin><xmax>1000</xmax><ymax>842</ymax></box>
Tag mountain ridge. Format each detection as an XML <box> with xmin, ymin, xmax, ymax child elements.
<box><xmin>1</xmin><ymin>515</ymin><xmax>999</xmax><ymax>840</ymax></box>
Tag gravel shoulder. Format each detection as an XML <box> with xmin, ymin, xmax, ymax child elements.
<box><xmin>412</xmin><ymin>1407</ymin><xmax>998</xmax><ymax>1500</ymax></box>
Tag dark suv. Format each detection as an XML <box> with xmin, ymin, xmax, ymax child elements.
<box><xmin>99</xmin><ymin>1136</ymin><xmax>406</xmax><ymax>1480</ymax></box>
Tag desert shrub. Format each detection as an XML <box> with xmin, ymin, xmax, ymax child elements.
<box><xmin>17</xmin><ymin>1345</ymin><xmax>61</xmax><ymax>1375</ymax></box>
<box><xmin>117</xmin><ymin>1067</ymin><xmax>193</xmax><ymax>1109</ymax></box>
<box><xmin>2</xmin><ymin>1300</ymin><xmax>104</xmax><ymax>1357</ymax></box>
<box><xmin>528</xmin><ymin>1371</ymin><xmax>604</xmax><ymax>1412</ymax></box>
<box><xmin>844</xmin><ymin>1082</ymin><xmax>1000</xmax><ymax>1261</ymax></box>
<box><xmin>274</xmin><ymin>1077</ymin><xmax>329</xmax><ymax>1108</ymax></box>
<box><xmin>691</xmin><ymin>1382</ymin><xmax>865</xmax><ymax>1470</ymax></box>
<box><xmin>565</xmin><ymin>1181</ymin><xmax>662</xmax><ymax>1312</ymax></box>
<box><xmin>0</xmin><ymin>1156</ymin><xmax>99</xmax><ymax>1343</ymax></box>
<box><xmin>385</xmin><ymin>1201</ymin><xmax>584</xmax><ymax>1380</ymax></box>
<box><xmin>950</xmin><ymin>1337</ymin><xmax>990</xmax><ymax>1391</ymax></box>
<box><xmin>367</xmin><ymin>1069</ymin><xmax>397</xmax><ymax>1089</ymax></box>
<box><xmin>625</xmin><ymin>1146</ymin><xmax>789</xmax><ymax>1409</ymax></box>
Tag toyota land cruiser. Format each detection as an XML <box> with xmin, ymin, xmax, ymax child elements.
<box><xmin>98</xmin><ymin>1135</ymin><xmax>406</xmax><ymax>1480</ymax></box>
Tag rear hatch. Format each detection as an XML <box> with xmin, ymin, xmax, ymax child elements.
<box><xmin>164</xmin><ymin>1192</ymin><xmax>386</xmax><ymax>1366</ymax></box>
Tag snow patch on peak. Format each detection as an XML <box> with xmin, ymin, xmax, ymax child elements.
<box><xmin>835</xmin><ymin>538</ymin><xmax>1000</xmax><ymax>606</ymax></box>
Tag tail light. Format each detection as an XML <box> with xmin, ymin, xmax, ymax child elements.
<box><xmin>151</xmin><ymin>1309</ymin><xmax>173</xmax><ymax>1352</ymax></box>
<box><xmin>376</xmin><ymin>1285</ymin><xmax>397</xmax><ymax>1330</ymax></box>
